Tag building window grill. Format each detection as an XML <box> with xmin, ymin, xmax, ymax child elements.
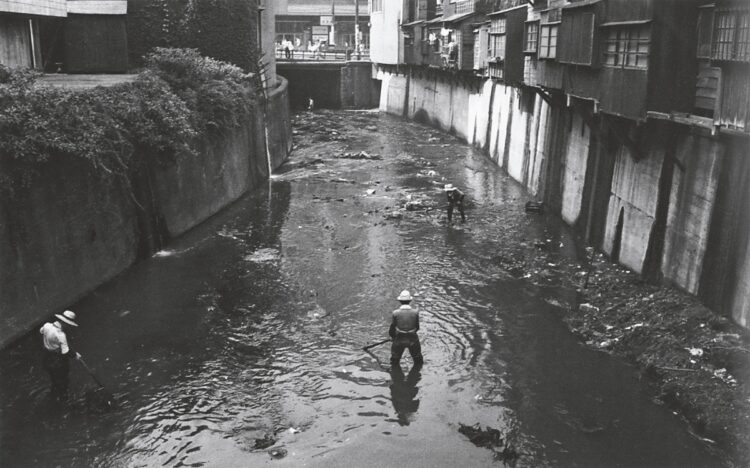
<box><xmin>539</xmin><ymin>23</ymin><xmax>558</xmax><ymax>59</ymax></box>
<box><xmin>371</xmin><ymin>0</ymin><xmax>383</xmax><ymax>13</ymax></box>
<box><xmin>712</xmin><ymin>9</ymin><xmax>750</xmax><ymax>61</ymax></box>
<box><xmin>602</xmin><ymin>24</ymin><xmax>650</xmax><ymax>69</ymax></box>
<box><xmin>524</xmin><ymin>21</ymin><xmax>539</xmax><ymax>53</ymax></box>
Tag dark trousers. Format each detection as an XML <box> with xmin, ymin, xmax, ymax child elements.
<box><xmin>447</xmin><ymin>201</ymin><xmax>465</xmax><ymax>223</ymax></box>
<box><xmin>391</xmin><ymin>333</ymin><xmax>423</xmax><ymax>365</ymax></box>
<box><xmin>43</xmin><ymin>352</ymin><xmax>69</xmax><ymax>400</ymax></box>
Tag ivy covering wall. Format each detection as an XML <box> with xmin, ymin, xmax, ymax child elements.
<box><xmin>127</xmin><ymin>0</ymin><xmax>258</xmax><ymax>71</ymax></box>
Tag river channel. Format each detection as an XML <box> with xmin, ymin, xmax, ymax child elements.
<box><xmin>0</xmin><ymin>110</ymin><xmax>728</xmax><ymax>467</ymax></box>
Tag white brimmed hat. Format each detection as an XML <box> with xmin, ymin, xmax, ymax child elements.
<box><xmin>55</xmin><ymin>310</ymin><xmax>78</xmax><ymax>327</ymax></box>
<box><xmin>397</xmin><ymin>290</ymin><xmax>412</xmax><ymax>301</ymax></box>
<box><xmin>443</xmin><ymin>184</ymin><xmax>456</xmax><ymax>191</ymax></box>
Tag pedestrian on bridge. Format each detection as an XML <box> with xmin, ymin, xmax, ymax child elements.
<box><xmin>389</xmin><ymin>290</ymin><xmax>424</xmax><ymax>367</ymax></box>
<box><xmin>443</xmin><ymin>183</ymin><xmax>466</xmax><ymax>224</ymax></box>
<box><xmin>40</xmin><ymin>310</ymin><xmax>81</xmax><ymax>401</ymax></box>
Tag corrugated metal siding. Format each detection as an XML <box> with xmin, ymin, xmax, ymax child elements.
<box><xmin>558</xmin><ymin>7</ymin><xmax>596</xmax><ymax>65</ymax></box>
<box><xmin>503</xmin><ymin>6</ymin><xmax>525</xmax><ymax>83</ymax></box>
<box><xmin>600</xmin><ymin>67</ymin><xmax>648</xmax><ymax>119</ymax></box>
<box><xmin>606</xmin><ymin>0</ymin><xmax>652</xmax><ymax>22</ymax></box>
<box><xmin>718</xmin><ymin>62</ymin><xmax>750</xmax><ymax>130</ymax></box>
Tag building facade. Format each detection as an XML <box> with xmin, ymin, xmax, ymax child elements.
<box><xmin>0</xmin><ymin>0</ymin><xmax>128</xmax><ymax>72</ymax></box>
<box><xmin>275</xmin><ymin>0</ymin><xmax>370</xmax><ymax>53</ymax></box>
<box><xmin>370</xmin><ymin>0</ymin><xmax>750</xmax><ymax>327</ymax></box>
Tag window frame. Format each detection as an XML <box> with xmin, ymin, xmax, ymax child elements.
<box><xmin>539</xmin><ymin>22</ymin><xmax>559</xmax><ymax>59</ymax></box>
<box><xmin>712</xmin><ymin>8</ymin><xmax>750</xmax><ymax>62</ymax></box>
<box><xmin>524</xmin><ymin>20</ymin><xmax>540</xmax><ymax>54</ymax></box>
<box><xmin>601</xmin><ymin>23</ymin><xmax>651</xmax><ymax>70</ymax></box>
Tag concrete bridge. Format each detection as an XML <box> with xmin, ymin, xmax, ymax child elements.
<box><xmin>276</xmin><ymin>59</ymin><xmax>379</xmax><ymax>109</ymax></box>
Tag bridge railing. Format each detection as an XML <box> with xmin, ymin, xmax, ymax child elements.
<box><xmin>275</xmin><ymin>49</ymin><xmax>370</xmax><ymax>62</ymax></box>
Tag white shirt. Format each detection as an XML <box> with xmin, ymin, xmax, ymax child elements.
<box><xmin>40</xmin><ymin>321</ymin><xmax>69</xmax><ymax>354</ymax></box>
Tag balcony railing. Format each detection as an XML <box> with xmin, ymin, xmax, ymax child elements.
<box><xmin>276</xmin><ymin>49</ymin><xmax>370</xmax><ymax>61</ymax></box>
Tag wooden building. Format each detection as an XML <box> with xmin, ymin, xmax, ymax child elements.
<box><xmin>401</xmin><ymin>0</ymin><xmax>438</xmax><ymax>66</ymax></box>
<box><xmin>0</xmin><ymin>0</ymin><xmax>128</xmax><ymax>73</ymax></box>
<box><xmin>487</xmin><ymin>2</ymin><xmax>526</xmax><ymax>83</ymax></box>
<box><xmin>692</xmin><ymin>0</ymin><xmax>750</xmax><ymax>133</ymax></box>
<box><xmin>555</xmin><ymin>0</ymin><xmax>700</xmax><ymax>121</ymax></box>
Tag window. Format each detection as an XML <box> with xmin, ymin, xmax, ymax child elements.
<box><xmin>712</xmin><ymin>9</ymin><xmax>750</xmax><ymax>61</ymax></box>
<box><xmin>490</xmin><ymin>16</ymin><xmax>506</xmax><ymax>34</ymax></box>
<box><xmin>539</xmin><ymin>23</ymin><xmax>558</xmax><ymax>59</ymax></box>
<box><xmin>491</xmin><ymin>34</ymin><xmax>506</xmax><ymax>59</ymax></box>
<box><xmin>602</xmin><ymin>24</ymin><xmax>650</xmax><ymax>69</ymax></box>
<box><xmin>524</xmin><ymin>21</ymin><xmax>539</xmax><ymax>53</ymax></box>
<box><xmin>489</xmin><ymin>15</ymin><xmax>506</xmax><ymax>60</ymax></box>
<box><xmin>371</xmin><ymin>0</ymin><xmax>383</xmax><ymax>13</ymax></box>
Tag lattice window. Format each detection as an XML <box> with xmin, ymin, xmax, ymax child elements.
<box><xmin>539</xmin><ymin>23</ymin><xmax>558</xmax><ymax>59</ymax></box>
<box><xmin>602</xmin><ymin>25</ymin><xmax>650</xmax><ymax>69</ymax></box>
<box><xmin>736</xmin><ymin>11</ymin><xmax>750</xmax><ymax>61</ymax></box>
<box><xmin>524</xmin><ymin>21</ymin><xmax>539</xmax><ymax>53</ymax></box>
<box><xmin>714</xmin><ymin>11</ymin><xmax>737</xmax><ymax>60</ymax></box>
<box><xmin>490</xmin><ymin>34</ymin><xmax>506</xmax><ymax>59</ymax></box>
<box><xmin>490</xmin><ymin>17</ymin><xmax>506</xmax><ymax>34</ymax></box>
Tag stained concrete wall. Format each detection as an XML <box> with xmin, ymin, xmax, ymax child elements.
<box><xmin>0</xmin><ymin>85</ymin><xmax>292</xmax><ymax>347</ymax></box>
<box><xmin>341</xmin><ymin>62</ymin><xmax>379</xmax><ymax>109</ymax></box>
<box><xmin>375</xmin><ymin>66</ymin><xmax>750</xmax><ymax>327</ymax></box>
<box><xmin>661</xmin><ymin>133</ymin><xmax>722</xmax><ymax>293</ymax></box>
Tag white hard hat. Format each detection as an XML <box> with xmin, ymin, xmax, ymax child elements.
<box><xmin>397</xmin><ymin>290</ymin><xmax>412</xmax><ymax>301</ymax></box>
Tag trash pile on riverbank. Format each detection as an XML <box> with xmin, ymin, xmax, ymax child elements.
<box><xmin>569</xmin><ymin>254</ymin><xmax>750</xmax><ymax>463</ymax></box>
<box><xmin>500</xmin><ymin>238</ymin><xmax>750</xmax><ymax>463</ymax></box>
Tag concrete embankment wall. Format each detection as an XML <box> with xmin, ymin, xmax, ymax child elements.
<box><xmin>376</xmin><ymin>68</ymin><xmax>750</xmax><ymax>327</ymax></box>
<box><xmin>0</xmin><ymin>79</ymin><xmax>292</xmax><ymax>347</ymax></box>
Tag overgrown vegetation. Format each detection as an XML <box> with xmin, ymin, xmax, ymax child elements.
<box><xmin>127</xmin><ymin>0</ymin><xmax>258</xmax><ymax>71</ymax></box>
<box><xmin>0</xmin><ymin>48</ymin><xmax>255</xmax><ymax>198</ymax></box>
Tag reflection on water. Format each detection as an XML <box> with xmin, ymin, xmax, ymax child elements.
<box><xmin>390</xmin><ymin>364</ymin><xmax>422</xmax><ymax>427</ymax></box>
<box><xmin>0</xmin><ymin>112</ymin><xmax>729</xmax><ymax>467</ymax></box>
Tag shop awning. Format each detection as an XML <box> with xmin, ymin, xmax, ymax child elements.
<box><xmin>401</xmin><ymin>19</ymin><xmax>427</xmax><ymax>28</ymax></box>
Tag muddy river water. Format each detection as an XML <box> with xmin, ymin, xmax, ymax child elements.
<box><xmin>0</xmin><ymin>110</ymin><xmax>728</xmax><ymax>467</ymax></box>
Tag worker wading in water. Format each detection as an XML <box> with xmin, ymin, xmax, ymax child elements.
<box><xmin>389</xmin><ymin>290</ymin><xmax>424</xmax><ymax>366</ymax></box>
<box><xmin>39</xmin><ymin>310</ymin><xmax>81</xmax><ymax>401</ymax></box>
<box><xmin>443</xmin><ymin>184</ymin><xmax>466</xmax><ymax>224</ymax></box>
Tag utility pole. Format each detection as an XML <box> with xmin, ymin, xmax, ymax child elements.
<box><xmin>330</xmin><ymin>0</ymin><xmax>336</xmax><ymax>47</ymax></box>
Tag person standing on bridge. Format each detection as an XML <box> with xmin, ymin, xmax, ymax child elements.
<box><xmin>443</xmin><ymin>183</ymin><xmax>466</xmax><ymax>224</ymax></box>
<box><xmin>40</xmin><ymin>310</ymin><xmax>81</xmax><ymax>401</ymax></box>
<box><xmin>389</xmin><ymin>290</ymin><xmax>424</xmax><ymax>367</ymax></box>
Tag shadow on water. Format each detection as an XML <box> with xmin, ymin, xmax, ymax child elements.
<box><xmin>0</xmin><ymin>112</ymin><xmax>731</xmax><ymax>467</ymax></box>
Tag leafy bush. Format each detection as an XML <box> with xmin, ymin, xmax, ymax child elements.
<box><xmin>0</xmin><ymin>48</ymin><xmax>257</xmax><ymax>198</ymax></box>
<box><xmin>144</xmin><ymin>48</ymin><xmax>254</xmax><ymax>134</ymax></box>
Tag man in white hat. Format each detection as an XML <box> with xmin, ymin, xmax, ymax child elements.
<box><xmin>40</xmin><ymin>310</ymin><xmax>81</xmax><ymax>400</ymax></box>
<box><xmin>388</xmin><ymin>290</ymin><xmax>423</xmax><ymax>367</ymax></box>
<box><xmin>443</xmin><ymin>184</ymin><xmax>466</xmax><ymax>224</ymax></box>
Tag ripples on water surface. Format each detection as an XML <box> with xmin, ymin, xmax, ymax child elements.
<box><xmin>0</xmin><ymin>111</ymin><xmax>728</xmax><ymax>467</ymax></box>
